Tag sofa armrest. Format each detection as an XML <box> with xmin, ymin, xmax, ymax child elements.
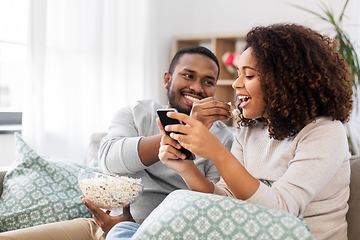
<box><xmin>347</xmin><ymin>155</ymin><xmax>360</xmax><ymax>240</ymax></box>
<box><xmin>84</xmin><ymin>132</ymin><xmax>107</xmax><ymax>165</ymax></box>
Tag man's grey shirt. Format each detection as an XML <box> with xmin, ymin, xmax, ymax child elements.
<box><xmin>99</xmin><ymin>100</ymin><xmax>234</xmax><ymax>223</ymax></box>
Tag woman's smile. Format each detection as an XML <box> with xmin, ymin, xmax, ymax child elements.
<box><xmin>239</xmin><ymin>95</ymin><xmax>252</xmax><ymax>108</ymax></box>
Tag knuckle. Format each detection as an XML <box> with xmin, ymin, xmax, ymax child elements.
<box><xmin>199</xmin><ymin>116</ymin><xmax>206</xmax><ymax>123</ymax></box>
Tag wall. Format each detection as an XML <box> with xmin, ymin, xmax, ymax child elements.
<box><xmin>151</xmin><ymin>0</ymin><xmax>360</xmax><ymax>105</ymax></box>
<box><xmin>1</xmin><ymin>0</ymin><xmax>359</xmax><ymax>166</ymax></box>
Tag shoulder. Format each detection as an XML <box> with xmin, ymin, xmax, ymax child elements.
<box><xmin>112</xmin><ymin>100</ymin><xmax>166</xmax><ymax>123</ymax></box>
<box><xmin>210</xmin><ymin>121</ymin><xmax>234</xmax><ymax>141</ymax></box>
<box><xmin>210</xmin><ymin>120</ymin><xmax>232</xmax><ymax>133</ymax></box>
<box><xmin>298</xmin><ymin>117</ymin><xmax>346</xmax><ymax>138</ymax></box>
<box><xmin>132</xmin><ymin>100</ymin><xmax>164</xmax><ymax>112</ymax></box>
<box><xmin>124</xmin><ymin>100</ymin><xmax>166</xmax><ymax>118</ymax></box>
<box><xmin>293</xmin><ymin>117</ymin><xmax>349</xmax><ymax>156</ymax></box>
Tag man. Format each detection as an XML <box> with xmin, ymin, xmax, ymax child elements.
<box><xmin>81</xmin><ymin>45</ymin><xmax>234</xmax><ymax>238</ymax></box>
<box><xmin>98</xmin><ymin>46</ymin><xmax>234</xmax><ymax>224</ymax></box>
<box><xmin>0</xmin><ymin>46</ymin><xmax>234</xmax><ymax>240</ymax></box>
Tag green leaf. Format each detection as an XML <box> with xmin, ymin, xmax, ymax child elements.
<box><xmin>287</xmin><ymin>3</ymin><xmax>330</xmax><ymax>22</ymax></box>
<box><xmin>339</xmin><ymin>0</ymin><xmax>349</xmax><ymax>23</ymax></box>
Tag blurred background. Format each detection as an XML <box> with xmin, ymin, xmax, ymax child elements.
<box><xmin>0</xmin><ymin>0</ymin><xmax>359</xmax><ymax>166</ymax></box>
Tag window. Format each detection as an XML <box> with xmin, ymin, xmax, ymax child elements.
<box><xmin>0</xmin><ymin>0</ymin><xmax>29</xmax><ymax>130</ymax></box>
<box><xmin>0</xmin><ymin>42</ymin><xmax>27</xmax><ymax>110</ymax></box>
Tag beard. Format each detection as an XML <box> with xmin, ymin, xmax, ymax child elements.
<box><xmin>167</xmin><ymin>82</ymin><xmax>191</xmax><ymax>115</ymax></box>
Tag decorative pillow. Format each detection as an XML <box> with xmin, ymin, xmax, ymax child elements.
<box><xmin>132</xmin><ymin>190</ymin><xmax>316</xmax><ymax>240</ymax></box>
<box><xmin>0</xmin><ymin>133</ymin><xmax>99</xmax><ymax>232</ymax></box>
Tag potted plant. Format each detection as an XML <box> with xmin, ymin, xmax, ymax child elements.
<box><xmin>292</xmin><ymin>0</ymin><xmax>360</xmax><ymax>155</ymax></box>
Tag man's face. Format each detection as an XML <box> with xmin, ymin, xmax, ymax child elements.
<box><xmin>164</xmin><ymin>53</ymin><xmax>219</xmax><ymax>115</ymax></box>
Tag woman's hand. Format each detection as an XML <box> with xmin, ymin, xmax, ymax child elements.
<box><xmin>156</xmin><ymin>117</ymin><xmax>186</xmax><ymax>160</ymax></box>
<box><xmin>81</xmin><ymin>196</ymin><xmax>135</xmax><ymax>235</ymax></box>
<box><xmin>157</xmin><ymin>115</ymin><xmax>215</xmax><ymax>193</ymax></box>
<box><xmin>157</xmin><ymin>118</ymin><xmax>197</xmax><ymax>174</ymax></box>
<box><xmin>164</xmin><ymin>111</ymin><xmax>228</xmax><ymax>161</ymax></box>
<box><xmin>157</xmin><ymin>111</ymin><xmax>260</xmax><ymax>199</ymax></box>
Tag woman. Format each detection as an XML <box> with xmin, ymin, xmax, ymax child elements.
<box><xmin>159</xmin><ymin>23</ymin><xmax>352</xmax><ymax>240</ymax></box>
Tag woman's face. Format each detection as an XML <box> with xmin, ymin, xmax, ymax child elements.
<box><xmin>232</xmin><ymin>47</ymin><xmax>266</xmax><ymax>119</ymax></box>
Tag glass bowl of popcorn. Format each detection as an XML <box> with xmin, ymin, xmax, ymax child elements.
<box><xmin>78</xmin><ymin>169</ymin><xmax>143</xmax><ymax>211</ymax></box>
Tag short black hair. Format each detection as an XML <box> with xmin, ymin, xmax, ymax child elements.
<box><xmin>168</xmin><ymin>46</ymin><xmax>220</xmax><ymax>79</ymax></box>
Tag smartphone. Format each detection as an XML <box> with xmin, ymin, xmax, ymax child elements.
<box><xmin>157</xmin><ymin>108</ymin><xmax>195</xmax><ymax>160</ymax></box>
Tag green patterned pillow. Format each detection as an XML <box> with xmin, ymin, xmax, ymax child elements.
<box><xmin>132</xmin><ymin>190</ymin><xmax>316</xmax><ymax>240</ymax></box>
<box><xmin>0</xmin><ymin>133</ymin><xmax>96</xmax><ymax>232</ymax></box>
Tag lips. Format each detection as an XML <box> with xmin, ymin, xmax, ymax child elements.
<box><xmin>239</xmin><ymin>95</ymin><xmax>251</xmax><ymax>108</ymax></box>
<box><xmin>184</xmin><ymin>95</ymin><xmax>201</xmax><ymax>104</ymax></box>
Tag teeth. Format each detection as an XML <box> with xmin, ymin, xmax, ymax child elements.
<box><xmin>184</xmin><ymin>95</ymin><xmax>200</xmax><ymax>102</ymax></box>
<box><xmin>238</xmin><ymin>96</ymin><xmax>250</xmax><ymax>102</ymax></box>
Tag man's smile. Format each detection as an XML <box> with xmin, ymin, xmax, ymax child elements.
<box><xmin>184</xmin><ymin>95</ymin><xmax>201</xmax><ymax>104</ymax></box>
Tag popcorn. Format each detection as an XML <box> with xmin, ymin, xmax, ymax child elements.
<box><xmin>79</xmin><ymin>171</ymin><xmax>143</xmax><ymax>211</ymax></box>
<box><xmin>228</xmin><ymin>102</ymin><xmax>239</xmax><ymax>116</ymax></box>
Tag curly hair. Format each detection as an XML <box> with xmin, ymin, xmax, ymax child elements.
<box><xmin>237</xmin><ymin>23</ymin><xmax>353</xmax><ymax>140</ymax></box>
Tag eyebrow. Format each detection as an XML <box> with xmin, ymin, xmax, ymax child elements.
<box><xmin>236</xmin><ymin>66</ymin><xmax>258</xmax><ymax>72</ymax></box>
<box><xmin>183</xmin><ymin>68</ymin><xmax>216</xmax><ymax>81</ymax></box>
<box><xmin>242</xmin><ymin>66</ymin><xmax>257</xmax><ymax>71</ymax></box>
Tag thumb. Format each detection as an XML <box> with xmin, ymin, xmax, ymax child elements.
<box><xmin>156</xmin><ymin>117</ymin><xmax>167</xmax><ymax>135</ymax></box>
<box><xmin>120</xmin><ymin>202</ymin><xmax>136</xmax><ymax>223</ymax></box>
<box><xmin>122</xmin><ymin>202</ymin><xmax>131</xmax><ymax>216</ymax></box>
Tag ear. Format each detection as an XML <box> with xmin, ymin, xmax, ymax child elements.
<box><xmin>163</xmin><ymin>72</ymin><xmax>171</xmax><ymax>89</ymax></box>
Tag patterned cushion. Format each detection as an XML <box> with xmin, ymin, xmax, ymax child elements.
<box><xmin>132</xmin><ymin>190</ymin><xmax>315</xmax><ymax>240</ymax></box>
<box><xmin>0</xmin><ymin>133</ymin><xmax>96</xmax><ymax>232</ymax></box>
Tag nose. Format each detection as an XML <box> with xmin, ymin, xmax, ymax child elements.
<box><xmin>232</xmin><ymin>75</ymin><xmax>244</xmax><ymax>90</ymax></box>
<box><xmin>189</xmin><ymin>80</ymin><xmax>205</xmax><ymax>94</ymax></box>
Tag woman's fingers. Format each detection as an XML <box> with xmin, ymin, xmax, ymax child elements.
<box><xmin>160</xmin><ymin>132</ymin><xmax>182</xmax><ymax>149</ymax></box>
<box><xmin>159</xmin><ymin>144</ymin><xmax>185</xmax><ymax>161</ymax></box>
<box><xmin>167</xmin><ymin>111</ymin><xmax>196</xmax><ymax>126</ymax></box>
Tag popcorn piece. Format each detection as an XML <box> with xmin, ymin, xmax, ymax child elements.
<box><xmin>228</xmin><ymin>102</ymin><xmax>239</xmax><ymax>116</ymax></box>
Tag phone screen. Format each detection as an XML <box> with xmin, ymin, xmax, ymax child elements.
<box><xmin>157</xmin><ymin>108</ymin><xmax>195</xmax><ymax>160</ymax></box>
<box><xmin>157</xmin><ymin>108</ymin><xmax>180</xmax><ymax>135</ymax></box>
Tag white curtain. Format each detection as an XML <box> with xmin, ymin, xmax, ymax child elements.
<box><xmin>23</xmin><ymin>0</ymin><xmax>160</xmax><ymax>163</ymax></box>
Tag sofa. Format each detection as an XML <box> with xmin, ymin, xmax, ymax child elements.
<box><xmin>0</xmin><ymin>132</ymin><xmax>359</xmax><ymax>239</ymax></box>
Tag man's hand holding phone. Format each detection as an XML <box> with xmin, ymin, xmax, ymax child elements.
<box><xmin>156</xmin><ymin>115</ymin><xmax>199</xmax><ymax>177</ymax></box>
<box><xmin>157</xmin><ymin>108</ymin><xmax>195</xmax><ymax>160</ymax></box>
